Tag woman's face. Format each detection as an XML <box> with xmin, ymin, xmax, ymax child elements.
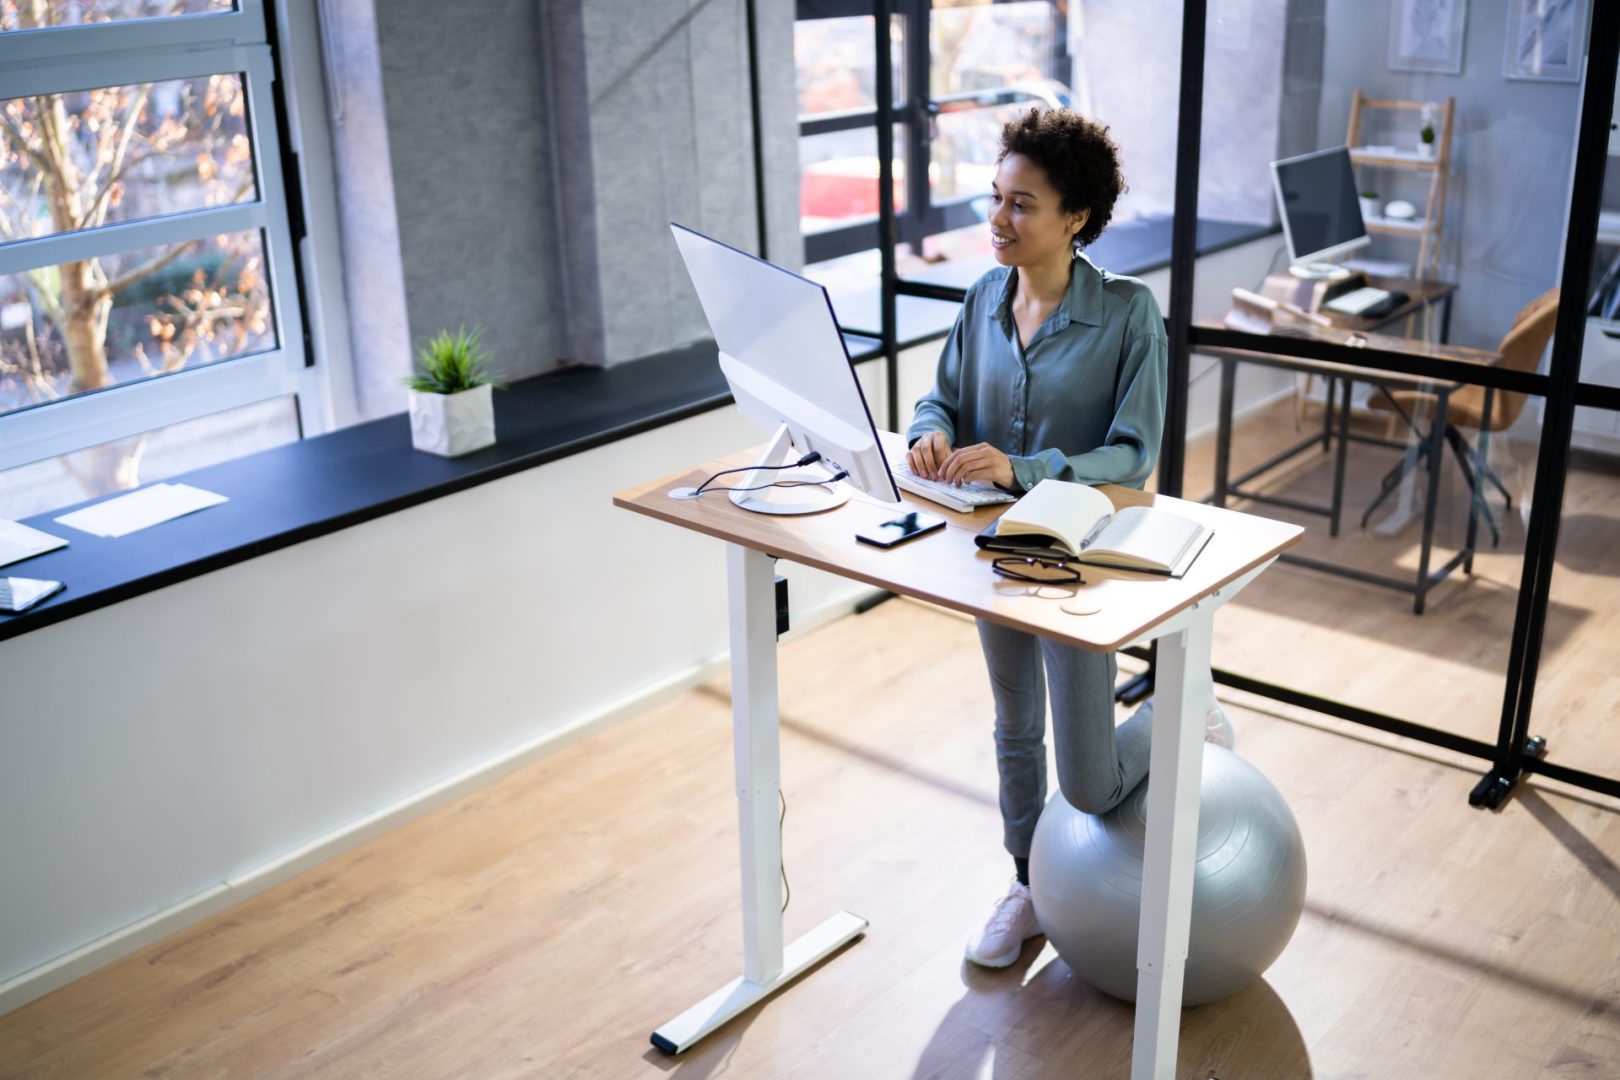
<box><xmin>987</xmin><ymin>152</ymin><xmax>1087</xmax><ymax>270</ymax></box>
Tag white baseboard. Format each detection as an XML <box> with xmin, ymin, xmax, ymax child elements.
<box><xmin>0</xmin><ymin>588</ymin><xmax>876</xmax><ymax>1018</ymax></box>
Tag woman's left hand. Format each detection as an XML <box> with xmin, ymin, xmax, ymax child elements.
<box><xmin>939</xmin><ymin>443</ymin><xmax>1015</xmax><ymax>489</ymax></box>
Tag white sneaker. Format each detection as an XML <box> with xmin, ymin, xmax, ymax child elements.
<box><xmin>1204</xmin><ymin>699</ymin><xmax>1236</xmax><ymax>750</ymax></box>
<box><xmin>1128</xmin><ymin>692</ymin><xmax>1237</xmax><ymax>750</ymax></box>
<box><xmin>964</xmin><ymin>880</ymin><xmax>1042</xmax><ymax>968</ymax></box>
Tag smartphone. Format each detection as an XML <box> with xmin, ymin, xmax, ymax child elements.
<box><xmin>855</xmin><ymin>511</ymin><xmax>945</xmax><ymax>549</ymax></box>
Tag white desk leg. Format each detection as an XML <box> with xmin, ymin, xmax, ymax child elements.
<box><xmin>650</xmin><ymin>544</ymin><xmax>868</xmax><ymax>1054</ymax></box>
<box><xmin>1131</xmin><ymin>608</ymin><xmax>1216</xmax><ymax>1080</ymax></box>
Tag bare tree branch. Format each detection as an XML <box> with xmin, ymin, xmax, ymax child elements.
<box><xmin>84</xmin><ymin>84</ymin><xmax>154</xmax><ymax>229</ymax></box>
<box><xmin>99</xmin><ymin>238</ymin><xmax>200</xmax><ymax>298</ymax></box>
<box><xmin>24</xmin><ymin>267</ymin><xmax>66</xmax><ymax>326</ymax></box>
<box><xmin>0</xmin><ymin>110</ymin><xmax>53</xmax><ymax>175</ymax></box>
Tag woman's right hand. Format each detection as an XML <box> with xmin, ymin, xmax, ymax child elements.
<box><xmin>908</xmin><ymin>432</ymin><xmax>952</xmax><ymax>481</ymax></box>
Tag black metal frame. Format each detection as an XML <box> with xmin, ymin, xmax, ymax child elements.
<box><xmin>1168</xmin><ymin>0</ymin><xmax>1620</xmax><ymax>808</ymax></box>
<box><xmin>1480</xmin><ymin>2</ymin><xmax>1620</xmax><ymax>809</ymax></box>
<box><xmin>770</xmin><ymin>2</ymin><xmax>1620</xmax><ymax>808</ymax></box>
<box><xmin>797</xmin><ymin>0</ymin><xmax>1071</xmax><ymax>268</ymax></box>
<box><xmin>1209</xmin><ymin>360</ymin><xmax>1474</xmax><ymax>614</ymax></box>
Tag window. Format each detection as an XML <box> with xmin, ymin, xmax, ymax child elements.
<box><xmin>0</xmin><ymin>0</ymin><xmax>312</xmax><ymax>505</ymax></box>
<box><xmin>794</xmin><ymin>0</ymin><xmax>1070</xmax><ymax>267</ymax></box>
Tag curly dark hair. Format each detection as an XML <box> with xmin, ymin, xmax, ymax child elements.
<box><xmin>997</xmin><ymin>108</ymin><xmax>1125</xmax><ymax>249</ymax></box>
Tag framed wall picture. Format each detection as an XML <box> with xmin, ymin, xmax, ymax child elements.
<box><xmin>1503</xmin><ymin>0</ymin><xmax>1588</xmax><ymax>82</ymax></box>
<box><xmin>1388</xmin><ymin>0</ymin><xmax>1469</xmax><ymax>75</ymax></box>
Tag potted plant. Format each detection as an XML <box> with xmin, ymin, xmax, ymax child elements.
<box><xmin>1359</xmin><ymin>189</ymin><xmax>1380</xmax><ymax>224</ymax></box>
<box><xmin>404</xmin><ymin>325</ymin><xmax>502</xmax><ymax>456</ymax></box>
<box><xmin>1418</xmin><ymin>103</ymin><xmax>1438</xmax><ymax>158</ymax></box>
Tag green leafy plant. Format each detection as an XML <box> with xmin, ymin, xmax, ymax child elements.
<box><xmin>1420</xmin><ymin>124</ymin><xmax>1435</xmax><ymax>145</ymax></box>
<box><xmin>1360</xmin><ymin>189</ymin><xmax>1379</xmax><ymax>199</ymax></box>
<box><xmin>404</xmin><ymin>326</ymin><xmax>503</xmax><ymax>394</ymax></box>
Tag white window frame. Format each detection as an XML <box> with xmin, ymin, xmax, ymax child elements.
<box><xmin>0</xmin><ymin>1</ymin><xmax>321</xmax><ymax>471</ymax></box>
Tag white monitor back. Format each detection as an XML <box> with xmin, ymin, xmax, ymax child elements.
<box><xmin>670</xmin><ymin>223</ymin><xmax>898</xmax><ymax>502</ymax></box>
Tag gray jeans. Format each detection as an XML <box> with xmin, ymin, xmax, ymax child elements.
<box><xmin>976</xmin><ymin>617</ymin><xmax>1154</xmax><ymax>858</ymax></box>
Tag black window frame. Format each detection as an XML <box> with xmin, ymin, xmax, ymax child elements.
<box><xmin>794</xmin><ymin>0</ymin><xmax>1070</xmax><ymax>266</ymax></box>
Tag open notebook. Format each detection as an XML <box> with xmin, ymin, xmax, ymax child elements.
<box><xmin>975</xmin><ymin>479</ymin><xmax>1212</xmax><ymax>578</ymax></box>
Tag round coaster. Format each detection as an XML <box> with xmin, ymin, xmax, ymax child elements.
<box><xmin>1061</xmin><ymin>598</ymin><xmax>1102</xmax><ymax>616</ymax></box>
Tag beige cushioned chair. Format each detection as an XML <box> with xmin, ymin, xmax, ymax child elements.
<box><xmin>1361</xmin><ymin>288</ymin><xmax>1560</xmax><ymax>545</ymax></box>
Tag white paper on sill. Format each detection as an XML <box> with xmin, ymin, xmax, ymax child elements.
<box><xmin>55</xmin><ymin>483</ymin><xmax>228</xmax><ymax>538</ymax></box>
<box><xmin>0</xmin><ymin>518</ymin><xmax>68</xmax><ymax>568</ymax></box>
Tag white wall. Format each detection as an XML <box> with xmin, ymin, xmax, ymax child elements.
<box><xmin>1319</xmin><ymin>0</ymin><xmax>1585</xmax><ymax>351</ymax></box>
<box><xmin>0</xmin><ymin>397</ymin><xmax>884</xmax><ymax>1013</ymax></box>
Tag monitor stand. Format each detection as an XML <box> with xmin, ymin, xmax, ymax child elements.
<box><xmin>1288</xmin><ymin>261</ymin><xmax>1356</xmax><ymax>281</ymax></box>
<box><xmin>669</xmin><ymin>422</ymin><xmax>850</xmax><ymax>515</ymax></box>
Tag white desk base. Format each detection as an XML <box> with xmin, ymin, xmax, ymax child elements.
<box><xmin>652</xmin><ymin>542</ymin><xmax>1274</xmax><ymax>1080</ymax></box>
<box><xmin>649</xmin><ymin>909</ymin><xmax>867</xmax><ymax>1053</ymax></box>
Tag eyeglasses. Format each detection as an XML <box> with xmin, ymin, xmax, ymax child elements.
<box><xmin>992</xmin><ymin>556</ymin><xmax>1083</xmax><ymax>584</ymax></box>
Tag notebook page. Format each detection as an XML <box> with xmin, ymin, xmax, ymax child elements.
<box><xmin>1088</xmin><ymin>507</ymin><xmax>1201</xmax><ymax>571</ymax></box>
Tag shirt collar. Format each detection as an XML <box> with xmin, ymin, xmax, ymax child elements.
<box><xmin>990</xmin><ymin>253</ymin><xmax>1108</xmax><ymax>333</ymax></box>
<box><xmin>1066</xmin><ymin>252</ymin><xmax>1108</xmax><ymax>327</ymax></box>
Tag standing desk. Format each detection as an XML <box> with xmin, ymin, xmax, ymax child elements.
<box><xmin>614</xmin><ymin>448</ymin><xmax>1302</xmax><ymax>1079</ymax></box>
<box><xmin>1197</xmin><ymin>320</ymin><xmax>1497</xmax><ymax>614</ymax></box>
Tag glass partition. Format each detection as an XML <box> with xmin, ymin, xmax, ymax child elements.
<box><xmin>1174</xmin><ymin>1</ymin><xmax>1583</xmax><ymax>753</ymax></box>
<box><xmin>1528</xmin><ymin>96</ymin><xmax>1620</xmax><ymax>790</ymax></box>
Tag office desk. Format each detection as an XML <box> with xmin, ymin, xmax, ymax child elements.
<box><xmin>614</xmin><ymin>452</ymin><xmax>1302</xmax><ymax>1078</ymax></box>
<box><xmin>1257</xmin><ymin>273</ymin><xmax>1458</xmax><ymax>341</ymax></box>
<box><xmin>1197</xmin><ymin>321</ymin><xmax>1497</xmax><ymax>613</ymax></box>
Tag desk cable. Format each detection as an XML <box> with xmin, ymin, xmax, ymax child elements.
<box><xmin>780</xmin><ymin>789</ymin><xmax>791</xmax><ymax>914</ymax></box>
<box><xmin>685</xmin><ymin>452</ymin><xmax>848</xmax><ymax>499</ymax></box>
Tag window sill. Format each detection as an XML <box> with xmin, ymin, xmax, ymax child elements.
<box><xmin>0</xmin><ymin>333</ymin><xmax>882</xmax><ymax>641</ymax></box>
<box><xmin>826</xmin><ymin>217</ymin><xmax>1280</xmax><ymax>342</ymax></box>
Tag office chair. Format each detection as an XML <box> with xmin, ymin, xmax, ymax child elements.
<box><xmin>1360</xmin><ymin>288</ymin><xmax>1560</xmax><ymax>547</ymax></box>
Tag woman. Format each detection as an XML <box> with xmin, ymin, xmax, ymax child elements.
<box><xmin>905</xmin><ymin>108</ymin><xmax>1231</xmax><ymax>969</ymax></box>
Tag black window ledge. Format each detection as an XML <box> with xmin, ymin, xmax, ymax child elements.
<box><xmin>0</xmin><ymin>335</ymin><xmax>881</xmax><ymax>642</ymax></box>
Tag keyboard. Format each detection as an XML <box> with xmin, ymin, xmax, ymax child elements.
<box><xmin>1323</xmin><ymin>286</ymin><xmax>1393</xmax><ymax>316</ymax></box>
<box><xmin>892</xmin><ymin>458</ymin><xmax>1018</xmax><ymax>512</ymax></box>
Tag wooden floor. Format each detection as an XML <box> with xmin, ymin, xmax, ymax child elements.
<box><xmin>4</xmin><ymin>399</ymin><xmax>1619</xmax><ymax>1079</ymax></box>
<box><xmin>4</xmin><ymin>613</ymin><xmax>1620</xmax><ymax>1078</ymax></box>
<box><xmin>1175</xmin><ymin>395</ymin><xmax>1620</xmax><ymax>782</ymax></box>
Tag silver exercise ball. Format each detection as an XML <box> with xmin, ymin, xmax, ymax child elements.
<box><xmin>1028</xmin><ymin>745</ymin><xmax>1306</xmax><ymax>1006</ymax></box>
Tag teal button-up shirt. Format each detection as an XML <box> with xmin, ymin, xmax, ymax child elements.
<box><xmin>906</xmin><ymin>254</ymin><xmax>1167</xmax><ymax>493</ymax></box>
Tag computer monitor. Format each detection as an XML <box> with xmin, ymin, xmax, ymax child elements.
<box><xmin>1270</xmin><ymin>146</ymin><xmax>1369</xmax><ymax>279</ymax></box>
<box><xmin>669</xmin><ymin>223</ymin><xmax>900</xmax><ymax>515</ymax></box>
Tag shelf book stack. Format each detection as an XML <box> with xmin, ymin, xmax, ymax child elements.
<box><xmin>974</xmin><ymin>479</ymin><xmax>1213</xmax><ymax>578</ymax></box>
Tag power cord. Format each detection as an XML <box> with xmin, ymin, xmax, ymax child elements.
<box><xmin>780</xmin><ymin>789</ymin><xmax>791</xmax><ymax>914</ymax></box>
<box><xmin>673</xmin><ymin>452</ymin><xmax>848</xmax><ymax>499</ymax></box>
<box><xmin>694</xmin><ymin>451</ymin><xmax>821</xmax><ymax>496</ymax></box>
<box><xmin>699</xmin><ymin>473</ymin><xmax>849</xmax><ymax>497</ymax></box>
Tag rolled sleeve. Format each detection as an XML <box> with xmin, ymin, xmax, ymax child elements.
<box><xmin>1005</xmin><ymin>449</ymin><xmax>1067</xmax><ymax>493</ymax></box>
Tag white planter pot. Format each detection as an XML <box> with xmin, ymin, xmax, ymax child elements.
<box><xmin>408</xmin><ymin>383</ymin><xmax>496</xmax><ymax>457</ymax></box>
<box><xmin>1358</xmin><ymin>197</ymin><xmax>1380</xmax><ymax>224</ymax></box>
<box><xmin>1417</xmin><ymin>142</ymin><xmax>1435</xmax><ymax>159</ymax></box>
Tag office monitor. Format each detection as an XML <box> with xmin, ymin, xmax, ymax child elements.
<box><xmin>1270</xmin><ymin>146</ymin><xmax>1369</xmax><ymax>279</ymax></box>
<box><xmin>669</xmin><ymin>222</ymin><xmax>900</xmax><ymax>515</ymax></box>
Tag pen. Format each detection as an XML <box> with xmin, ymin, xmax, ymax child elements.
<box><xmin>1079</xmin><ymin>515</ymin><xmax>1111</xmax><ymax>550</ymax></box>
